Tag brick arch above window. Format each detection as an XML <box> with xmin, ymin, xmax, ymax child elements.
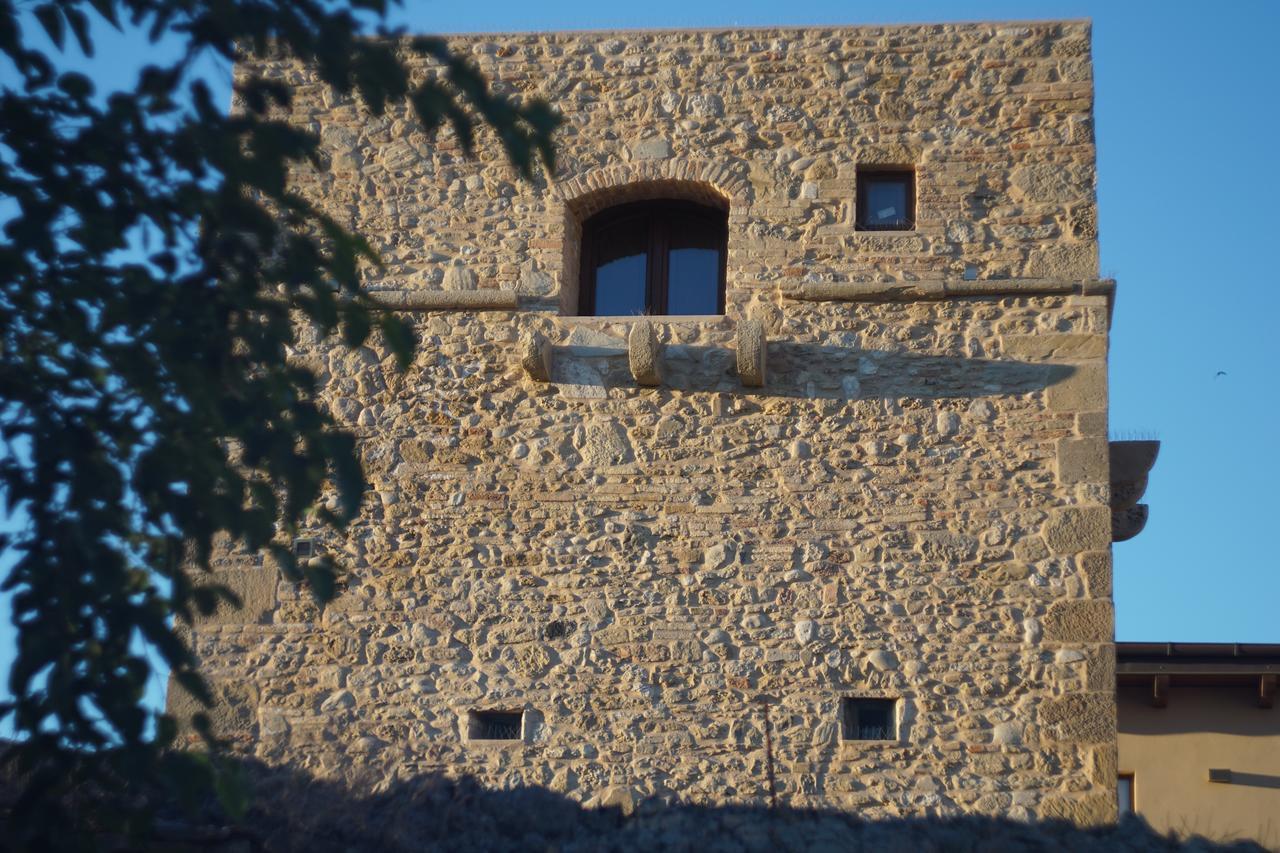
<box><xmin>555</xmin><ymin>161</ymin><xmax>752</xmax><ymax>215</ymax></box>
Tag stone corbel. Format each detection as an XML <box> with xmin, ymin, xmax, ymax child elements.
<box><xmin>1110</xmin><ymin>440</ymin><xmax>1160</xmax><ymax>542</ymax></box>
<box><xmin>736</xmin><ymin>317</ymin><xmax>767</xmax><ymax>387</ymax></box>
<box><xmin>1112</xmin><ymin>504</ymin><xmax>1149</xmax><ymax>543</ymax></box>
<box><xmin>518</xmin><ymin>328</ymin><xmax>553</xmax><ymax>382</ymax></box>
<box><xmin>628</xmin><ymin>320</ymin><xmax>663</xmax><ymax>386</ymax></box>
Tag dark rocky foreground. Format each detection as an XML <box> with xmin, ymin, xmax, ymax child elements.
<box><xmin>5</xmin><ymin>757</ymin><xmax>1265</xmax><ymax>853</ymax></box>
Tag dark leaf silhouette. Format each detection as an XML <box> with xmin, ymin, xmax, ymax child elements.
<box><xmin>0</xmin><ymin>0</ymin><xmax>559</xmax><ymax>846</ymax></box>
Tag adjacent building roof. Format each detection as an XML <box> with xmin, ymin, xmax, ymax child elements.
<box><xmin>1117</xmin><ymin>642</ymin><xmax>1279</xmax><ymax>707</ymax></box>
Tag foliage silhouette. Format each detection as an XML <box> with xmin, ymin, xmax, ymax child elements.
<box><xmin>0</xmin><ymin>0</ymin><xmax>558</xmax><ymax>845</ymax></box>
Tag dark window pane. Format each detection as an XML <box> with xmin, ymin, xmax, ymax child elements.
<box><xmin>579</xmin><ymin>199</ymin><xmax>727</xmax><ymax>316</ymax></box>
<box><xmin>857</xmin><ymin>169</ymin><xmax>915</xmax><ymax>231</ymax></box>
<box><xmin>666</xmin><ymin>248</ymin><xmax>720</xmax><ymax>314</ymax></box>
<box><xmin>593</xmin><ymin>252</ymin><xmax>647</xmax><ymax>315</ymax></box>
<box><xmin>842</xmin><ymin>697</ymin><xmax>898</xmax><ymax>741</ymax></box>
<box><xmin>469</xmin><ymin>710</ymin><xmax>523</xmax><ymax>741</ymax></box>
<box><xmin>856</xmin><ymin>706</ymin><xmax>890</xmax><ymax>739</ymax></box>
<box><xmin>865</xmin><ymin>180</ymin><xmax>908</xmax><ymax>227</ymax></box>
<box><xmin>1117</xmin><ymin>776</ymin><xmax>1133</xmax><ymax>816</ymax></box>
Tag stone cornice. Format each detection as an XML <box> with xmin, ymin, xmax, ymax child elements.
<box><xmin>370</xmin><ymin>290</ymin><xmax>521</xmax><ymax>312</ymax></box>
<box><xmin>785</xmin><ymin>278</ymin><xmax>1115</xmax><ymax>304</ymax></box>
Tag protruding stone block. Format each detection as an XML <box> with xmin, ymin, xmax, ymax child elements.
<box><xmin>1110</xmin><ymin>440</ymin><xmax>1160</xmax><ymax>483</ymax></box>
<box><xmin>518</xmin><ymin>328</ymin><xmax>552</xmax><ymax>382</ymax></box>
<box><xmin>628</xmin><ymin>320</ymin><xmax>663</xmax><ymax>386</ymax></box>
<box><xmin>442</xmin><ymin>261</ymin><xmax>477</xmax><ymax>291</ymax></box>
<box><xmin>1110</xmin><ymin>475</ymin><xmax>1148</xmax><ymax>511</ymax></box>
<box><xmin>1109</xmin><ymin>440</ymin><xmax>1158</xmax><ymax>541</ymax></box>
<box><xmin>1112</xmin><ymin>504</ymin><xmax>1149</xmax><ymax>543</ymax></box>
<box><xmin>736</xmin><ymin>317</ymin><xmax>767</xmax><ymax>387</ymax></box>
<box><xmin>1043</xmin><ymin>506</ymin><xmax>1111</xmax><ymax>554</ymax></box>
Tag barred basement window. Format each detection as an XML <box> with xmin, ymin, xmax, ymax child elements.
<box><xmin>841</xmin><ymin>697</ymin><xmax>898</xmax><ymax>741</ymax></box>
<box><xmin>855</xmin><ymin>168</ymin><xmax>915</xmax><ymax>231</ymax></box>
<box><xmin>468</xmin><ymin>709</ymin><xmax>524</xmax><ymax>741</ymax></box>
<box><xmin>579</xmin><ymin>199</ymin><xmax>728</xmax><ymax>316</ymax></box>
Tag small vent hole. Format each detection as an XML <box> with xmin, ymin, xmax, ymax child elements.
<box><xmin>469</xmin><ymin>709</ymin><xmax>524</xmax><ymax>741</ymax></box>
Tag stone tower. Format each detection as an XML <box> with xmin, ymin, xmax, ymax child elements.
<box><xmin>175</xmin><ymin>21</ymin><xmax>1123</xmax><ymax>824</ymax></box>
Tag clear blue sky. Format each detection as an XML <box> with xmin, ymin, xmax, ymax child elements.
<box><xmin>2</xmin><ymin>0</ymin><xmax>1277</xmax><ymax>727</ymax></box>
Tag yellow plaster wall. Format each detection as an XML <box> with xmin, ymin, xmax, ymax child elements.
<box><xmin>1118</xmin><ymin>684</ymin><xmax>1280</xmax><ymax>848</ymax></box>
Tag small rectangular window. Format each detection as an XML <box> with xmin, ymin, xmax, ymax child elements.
<box><xmin>1117</xmin><ymin>773</ymin><xmax>1135</xmax><ymax>815</ymax></box>
<box><xmin>856</xmin><ymin>169</ymin><xmax>915</xmax><ymax>231</ymax></box>
<box><xmin>468</xmin><ymin>709</ymin><xmax>524</xmax><ymax>741</ymax></box>
<box><xmin>841</xmin><ymin>697</ymin><xmax>898</xmax><ymax>741</ymax></box>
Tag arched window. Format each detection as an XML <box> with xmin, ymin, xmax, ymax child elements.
<box><xmin>578</xmin><ymin>200</ymin><xmax>728</xmax><ymax>316</ymax></box>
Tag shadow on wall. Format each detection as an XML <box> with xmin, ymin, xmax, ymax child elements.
<box><xmin>6</xmin><ymin>758</ymin><xmax>1269</xmax><ymax>852</ymax></box>
<box><xmin>1118</xmin><ymin>685</ymin><xmax>1280</xmax><ymax>737</ymax></box>
<box><xmin>551</xmin><ymin>342</ymin><xmax>1075</xmax><ymax>401</ymax></box>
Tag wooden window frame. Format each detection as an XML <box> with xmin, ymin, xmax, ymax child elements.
<box><xmin>855</xmin><ymin>168</ymin><xmax>916</xmax><ymax>232</ymax></box>
<box><xmin>578</xmin><ymin>199</ymin><xmax>728</xmax><ymax>316</ymax></box>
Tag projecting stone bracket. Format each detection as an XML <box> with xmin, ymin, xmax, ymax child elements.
<box><xmin>736</xmin><ymin>318</ymin><xmax>767</xmax><ymax>387</ymax></box>
<box><xmin>540</xmin><ymin>316</ymin><xmax>768</xmax><ymax>390</ymax></box>
<box><xmin>628</xmin><ymin>320</ymin><xmax>663</xmax><ymax>386</ymax></box>
<box><xmin>1109</xmin><ymin>440</ymin><xmax>1159</xmax><ymax>542</ymax></box>
<box><xmin>1111</xmin><ymin>504</ymin><xmax>1149</xmax><ymax>543</ymax></box>
<box><xmin>519</xmin><ymin>329</ymin><xmax>553</xmax><ymax>382</ymax></box>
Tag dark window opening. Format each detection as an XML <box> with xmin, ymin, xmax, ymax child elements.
<box><xmin>841</xmin><ymin>697</ymin><xmax>898</xmax><ymax>741</ymax></box>
<box><xmin>1117</xmin><ymin>773</ymin><xmax>1134</xmax><ymax>816</ymax></box>
<box><xmin>856</xmin><ymin>169</ymin><xmax>915</xmax><ymax>231</ymax></box>
<box><xmin>469</xmin><ymin>709</ymin><xmax>523</xmax><ymax>741</ymax></box>
<box><xmin>579</xmin><ymin>199</ymin><xmax>728</xmax><ymax>316</ymax></box>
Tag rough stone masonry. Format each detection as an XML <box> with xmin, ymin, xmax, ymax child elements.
<box><xmin>172</xmin><ymin>20</ymin><xmax>1120</xmax><ymax>825</ymax></box>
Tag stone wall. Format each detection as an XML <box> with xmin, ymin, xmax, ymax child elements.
<box><xmin>173</xmin><ymin>21</ymin><xmax>1118</xmax><ymax>824</ymax></box>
